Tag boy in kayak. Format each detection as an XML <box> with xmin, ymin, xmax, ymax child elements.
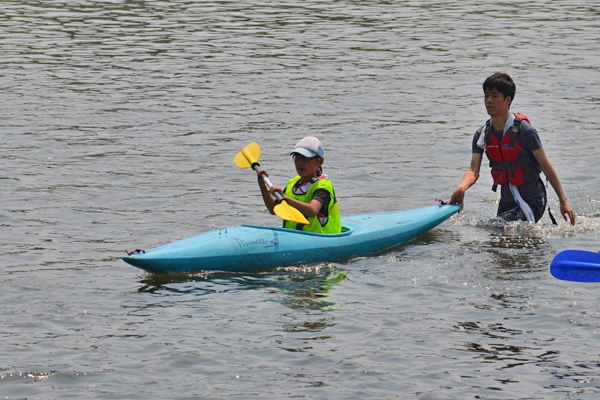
<box><xmin>257</xmin><ymin>137</ymin><xmax>342</xmax><ymax>234</ymax></box>
<box><xmin>449</xmin><ymin>73</ymin><xmax>575</xmax><ymax>225</ymax></box>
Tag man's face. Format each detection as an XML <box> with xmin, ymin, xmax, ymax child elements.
<box><xmin>484</xmin><ymin>87</ymin><xmax>511</xmax><ymax>117</ymax></box>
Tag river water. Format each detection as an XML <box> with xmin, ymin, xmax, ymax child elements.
<box><xmin>2</xmin><ymin>1</ymin><xmax>600</xmax><ymax>399</ymax></box>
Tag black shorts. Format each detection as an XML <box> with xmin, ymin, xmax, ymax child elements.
<box><xmin>497</xmin><ymin>196</ymin><xmax>547</xmax><ymax>223</ymax></box>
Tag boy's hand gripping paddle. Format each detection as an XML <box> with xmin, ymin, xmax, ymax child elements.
<box><xmin>234</xmin><ymin>142</ymin><xmax>309</xmax><ymax>225</ymax></box>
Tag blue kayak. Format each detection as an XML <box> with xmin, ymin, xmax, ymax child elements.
<box><xmin>123</xmin><ymin>204</ymin><xmax>460</xmax><ymax>274</ymax></box>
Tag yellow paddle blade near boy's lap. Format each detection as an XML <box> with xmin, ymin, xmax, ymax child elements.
<box><xmin>234</xmin><ymin>142</ymin><xmax>309</xmax><ymax>225</ymax></box>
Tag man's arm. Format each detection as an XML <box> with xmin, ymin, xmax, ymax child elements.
<box><xmin>449</xmin><ymin>153</ymin><xmax>483</xmax><ymax>212</ymax></box>
<box><xmin>531</xmin><ymin>147</ymin><xmax>575</xmax><ymax>225</ymax></box>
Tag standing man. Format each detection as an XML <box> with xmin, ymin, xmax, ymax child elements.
<box><xmin>449</xmin><ymin>73</ymin><xmax>575</xmax><ymax>225</ymax></box>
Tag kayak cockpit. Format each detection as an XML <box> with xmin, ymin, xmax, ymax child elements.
<box><xmin>240</xmin><ymin>224</ymin><xmax>354</xmax><ymax>237</ymax></box>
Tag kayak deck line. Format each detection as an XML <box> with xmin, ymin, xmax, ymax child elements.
<box><xmin>123</xmin><ymin>204</ymin><xmax>460</xmax><ymax>274</ymax></box>
<box><xmin>240</xmin><ymin>224</ymin><xmax>354</xmax><ymax>237</ymax></box>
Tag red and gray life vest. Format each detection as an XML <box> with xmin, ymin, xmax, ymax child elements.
<box><xmin>484</xmin><ymin>113</ymin><xmax>541</xmax><ymax>192</ymax></box>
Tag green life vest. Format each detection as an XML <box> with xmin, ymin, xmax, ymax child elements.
<box><xmin>283</xmin><ymin>175</ymin><xmax>341</xmax><ymax>234</ymax></box>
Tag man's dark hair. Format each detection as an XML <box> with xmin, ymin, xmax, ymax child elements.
<box><xmin>483</xmin><ymin>73</ymin><xmax>516</xmax><ymax>103</ymax></box>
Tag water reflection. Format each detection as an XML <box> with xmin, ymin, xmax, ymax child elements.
<box><xmin>455</xmin><ymin>219</ymin><xmax>555</xmax><ymax>281</ymax></box>
<box><xmin>454</xmin><ymin>320</ymin><xmax>559</xmax><ymax>370</ymax></box>
<box><xmin>137</xmin><ymin>264</ymin><xmax>346</xmax><ymax>326</ymax></box>
<box><xmin>484</xmin><ymin>230</ymin><xmax>550</xmax><ymax>278</ymax></box>
<box><xmin>545</xmin><ymin>363</ymin><xmax>600</xmax><ymax>392</ymax></box>
<box><xmin>0</xmin><ymin>371</ymin><xmax>58</xmax><ymax>384</ymax></box>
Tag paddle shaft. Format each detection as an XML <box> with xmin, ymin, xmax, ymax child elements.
<box><xmin>235</xmin><ymin>142</ymin><xmax>309</xmax><ymax>225</ymax></box>
<box><xmin>252</xmin><ymin>163</ymin><xmax>285</xmax><ymax>204</ymax></box>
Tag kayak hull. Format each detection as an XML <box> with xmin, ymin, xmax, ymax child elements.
<box><xmin>123</xmin><ymin>204</ymin><xmax>460</xmax><ymax>274</ymax></box>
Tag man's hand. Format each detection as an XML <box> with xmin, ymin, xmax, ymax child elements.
<box><xmin>449</xmin><ymin>187</ymin><xmax>466</xmax><ymax>212</ymax></box>
<box><xmin>560</xmin><ymin>200</ymin><xmax>576</xmax><ymax>225</ymax></box>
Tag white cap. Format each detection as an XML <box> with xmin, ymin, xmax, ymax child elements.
<box><xmin>290</xmin><ymin>137</ymin><xmax>324</xmax><ymax>158</ymax></box>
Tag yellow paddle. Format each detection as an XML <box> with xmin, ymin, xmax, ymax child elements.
<box><xmin>234</xmin><ymin>142</ymin><xmax>309</xmax><ymax>225</ymax></box>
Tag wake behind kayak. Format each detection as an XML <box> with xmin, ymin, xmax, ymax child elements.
<box><xmin>123</xmin><ymin>204</ymin><xmax>460</xmax><ymax>274</ymax></box>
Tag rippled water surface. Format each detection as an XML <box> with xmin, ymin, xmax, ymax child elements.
<box><xmin>2</xmin><ymin>1</ymin><xmax>600</xmax><ymax>399</ymax></box>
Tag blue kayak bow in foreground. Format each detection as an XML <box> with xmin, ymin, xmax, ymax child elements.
<box><xmin>550</xmin><ymin>250</ymin><xmax>600</xmax><ymax>282</ymax></box>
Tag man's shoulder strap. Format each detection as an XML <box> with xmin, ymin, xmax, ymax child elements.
<box><xmin>513</xmin><ymin>112</ymin><xmax>531</xmax><ymax>124</ymax></box>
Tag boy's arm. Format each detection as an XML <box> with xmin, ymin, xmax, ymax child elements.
<box><xmin>280</xmin><ymin>196</ymin><xmax>322</xmax><ymax>218</ymax></box>
<box><xmin>268</xmin><ymin>184</ymin><xmax>322</xmax><ymax>218</ymax></box>
<box><xmin>531</xmin><ymin>147</ymin><xmax>575</xmax><ymax>225</ymax></box>
<box><xmin>257</xmin><ymin>170</ymin><xmax>277</xmax><ymax>215</ymax></box>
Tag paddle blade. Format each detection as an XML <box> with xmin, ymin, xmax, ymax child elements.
<box><xmin>550</xmin><ymin>250</ymin><xmax>600</xmax><ymax>282</ymax></box>
<box><xmin>235</xmin><ymin>142</ymin><xmax>307</xmax><ymax>225</ymax></box>
<box><xmin>234</xmin><ymin>142</ymin><xmax>261</xmax><ymax>169</ymax></box>
<box><xmin>273</xmin><ymin>201</ymin><xmax>309</xmax><ymax>225</ymax></box>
